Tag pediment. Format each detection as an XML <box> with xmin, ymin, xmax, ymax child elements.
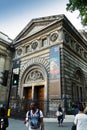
<box><xmin>25</xmin><ymin>25</ymin><xmax>47</xmax><ymax>37</ymax></box>
<box><xmin>14</xmin><ymin>14</ymin><xmax>64</xmax><ymax>42</ymax></box>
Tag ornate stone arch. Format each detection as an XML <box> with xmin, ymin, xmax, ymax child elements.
<box><xmin>18</xmin><ymin>57</ymin><xmax>49</xmax><ymax>100</ymax></box>
<box><xmin>21</xmin><ymin>63</ymin><xmax>48</xmax><ymax>84</ymax></box>
<box><xmin>19</xmin><ymin>57</ymin><xmax>49</xmax><ymax>81</ymax></box>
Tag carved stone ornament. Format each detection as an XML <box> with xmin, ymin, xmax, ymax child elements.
<box><xmin>17</xmin><ymin>48</ymin><xmax>22</xmax><ymax>55</ymax></box>
<box><xmin>50</xmin><ymin>33</ymin><xmax>58</xmax><ymax>42</ymax></box>
<box><xmin>25</xmin><ymin>70</ymin><xmax>44</xmax><ymax>83</ymax></box>
<box><xmin>31</xmin><ymin>42</ymin><xmax>38</xmax><ymax>49</ymax></box>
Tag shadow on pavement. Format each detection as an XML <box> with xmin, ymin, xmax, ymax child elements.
<box><xmin>7</xmin><ymin>118</ymin><xmax>73</xmax><ymax>130</ymax></box>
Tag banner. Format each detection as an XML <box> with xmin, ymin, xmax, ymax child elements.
<box><xmin>50</xmin><ymin>46</ymin><xmax>60</xmax><ymax>79</ymax></box>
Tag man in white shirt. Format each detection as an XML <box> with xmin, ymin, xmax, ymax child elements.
<box><xmin>24</xmin><ymin>101</ymin><xmax>44</xmax><ymax>130</ymax></box>
<box><xmin>74</xmin><ymin>103</ymin><xmax>87</xmax><ymax>130</ymax></box>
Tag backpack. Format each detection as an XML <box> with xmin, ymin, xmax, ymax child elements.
<box><xmin>28</xmin><ymin>109</ymin><xmax>40</xmax><ymax>129</ymax></box>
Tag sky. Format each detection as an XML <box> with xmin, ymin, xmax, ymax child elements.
<box><xmin>0</xmin><ymin>0</ymin><xmax>85</xmax><ymax>39</ymax></box>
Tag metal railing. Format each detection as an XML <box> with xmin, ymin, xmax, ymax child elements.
<box><xmin>8</xmin><ymin>98</ymin><xmax>87</xmax><ymax>119</ymax></box>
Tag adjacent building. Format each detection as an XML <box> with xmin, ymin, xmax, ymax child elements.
<box><xmin>0</xmin><ymin>32</ymin><xmax>13</xmax><ymax>106</ymax></box>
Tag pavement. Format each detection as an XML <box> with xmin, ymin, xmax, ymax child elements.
<box><xmin>44</xmin><ymin>115</ymin><xmax>74</xmax><ymax>122</ymax></box>
<box><xmin>7</xmin><ymin>115</ymin><xmax>75</xmax><ymax>130</ymax></box>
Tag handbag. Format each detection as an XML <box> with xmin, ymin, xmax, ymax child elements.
<box><xmin>56</xmin><ymin>111</ymin><xmax>62</xmax><ymax>116</ymax></box>
<box><xmin>71</xmin><ymin>124</ymin><xmax>76</xmax><ymax>130</ymax></box>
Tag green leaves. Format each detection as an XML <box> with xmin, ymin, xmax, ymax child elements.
<box><xmin>66</xmin><ymin>0</ymin><xmax>87</xmax><ymax>26</ymax></box>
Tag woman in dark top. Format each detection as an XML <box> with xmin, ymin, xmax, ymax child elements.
<box><xmin>56</xmin><ymin>104</ymin><xmax>63</xmax><ymax>127</ymax></box>
<box><xmin>0</xmin><ymin>107</ymin><xmax>9</xmax><ymax>130</ymax></box>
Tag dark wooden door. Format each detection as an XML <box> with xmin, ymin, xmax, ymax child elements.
<box><xmin>34</xmin><ymin>85</ymin><xmax>44</xmax><ymax>112</ymax></box>
<box><xmin>24</xmin><ymin>87</ymin><xmax>32</xmax><ymax>100</ymax></box>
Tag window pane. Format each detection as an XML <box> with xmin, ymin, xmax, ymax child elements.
<box><xmin>42</xmin><ymin>38</ymin><xmax>47</xmax><ymax>47</ymax></box>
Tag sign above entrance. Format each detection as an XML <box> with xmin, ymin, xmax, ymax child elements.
<box><xmin>13</xmin><ymin>68</ymin><xmax>19</xmax><ymax>74</ymax></box>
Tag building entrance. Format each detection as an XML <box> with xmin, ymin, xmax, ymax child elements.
<box><xmin>34</xmin><ymin>85</ymin><xmax>44</xmax><ymax>112</ymax></box>
<box><xmin>22</xmin><ymin>64</ymin><xmax>48</xmax><ymax>113</ymax></box>
<box><xmin>24</xmin><ymin>87</ymin><xmax>32</xmax><ymax>100</ymax></box>
<box><xmin>23</xmin><ymin>85</ymin><xmax>44</xmax><ymax>112</ymax></box>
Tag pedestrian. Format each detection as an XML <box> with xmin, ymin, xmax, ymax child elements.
<box><xmin>73</xmin><ymin>104</ymin><xmax>79</xmax><ymax>116</ymax></box>
<box><xmin>24</xmin><ymin>101</ymin><xmax>44</xmax><ymax>130</ymax></box>
<box><xmin>56</xmin><ymin>104</ymin><xmax>63</xmax><ymax>127</ymax></box>
<box><xmin>0</xmin><ymin>107</ymin><xmax>9</xmax><ymax>130</ymax></box>
<box><xmin>74</xmin><ymin>103</ymin><xmax>87</xmax><ymax>130</ymax></box>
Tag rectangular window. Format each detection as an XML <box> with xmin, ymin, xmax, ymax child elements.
<box><xmin>26</xmin><ymin>45</ymin><xmax>31</xmax><ymax>53</ymax></box>
<box><xmin>42</xmin><ymin>38</ymin><xmax>47</xmax><ymax>47</ymax></box>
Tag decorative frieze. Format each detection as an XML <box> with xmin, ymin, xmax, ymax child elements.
<box><xmin>20</xmin><ymin>57</ymin><xmax>49</xmax><ymax>80</ymax></box>
<box><xmin>64</xmin><ymin>30</ymin><xmax>87</xmax><ymax>61</ymax></box>
<box><xmin>25</xmin><ymin>70</ymin><xmax>44</xmax><ymax>83</ymax></box>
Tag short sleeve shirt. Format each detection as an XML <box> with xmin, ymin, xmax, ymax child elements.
<box><xmin>74</xmin><ymin>113</ymin><xmax>87</xmax><ymax>130</ymax></box>
<box><xmin>26</xmin><ymin>109</ymin><xmax>43</xmax><ymax>130</ymax></box>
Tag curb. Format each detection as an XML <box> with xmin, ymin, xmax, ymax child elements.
<box><xmin>43</xmin><ymin>115</ymin><xmax>74</xmax><ymax>122</ymax></box>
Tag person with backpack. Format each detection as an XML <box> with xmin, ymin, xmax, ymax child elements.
<box><xmin>24</xmin><ymin>101</ymin><xmax>44</xmax><ymax>130</ymax></box>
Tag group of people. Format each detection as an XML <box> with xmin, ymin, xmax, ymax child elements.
<box><xmin>0</xmin><ymin>101</ymin><xmax>64</xmax><ymax>130</ymax></box>
<box><xmin>1</xmin><ymin>101</ymin><xmax>87</xmax><ymax>130</ymax></box>
<box><xmin>24</xmin><ymin>102</ymin><xmax>65</xmax><ymax>129</ymax></box>
<box><xmin>72</xmin><ymin>102</ymin><xmax>87</xmax><ymax>130</ymax></box>
<box><xmin>55</xmin><ymin>102</ymin><xmax>87</xmax><ymax>129</ymax></box>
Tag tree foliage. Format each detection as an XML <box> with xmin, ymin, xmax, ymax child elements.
<box><xmin>66</xmin><ymin>0</ymin><xmax>87</xmax><ymax>26</ymax></box>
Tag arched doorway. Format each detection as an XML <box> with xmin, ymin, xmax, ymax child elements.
<box><xmin>21</xmin><ymin>64</ymin><xmax>48</xmax><ymax>113</ymax></box>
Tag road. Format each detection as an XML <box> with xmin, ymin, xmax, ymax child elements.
<box><xmin>7</xmin><ymin>115</ymin><xmax>74</xmax><ymax>130</ymax></box>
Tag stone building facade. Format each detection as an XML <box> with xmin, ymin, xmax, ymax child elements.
<box><xmin>11</xmin><ymin>14</ymin><xmax>87</xmax><ymax>112</ymax></box>
<box><xmin>0</xmin><ymin>32</ymin><xmax>13</xmax><ymax>106</ymax></box>
<box><xmin>0</xmin><ymin>14</ymin><xmax>87</xmax><ymax>113</ymax></box>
